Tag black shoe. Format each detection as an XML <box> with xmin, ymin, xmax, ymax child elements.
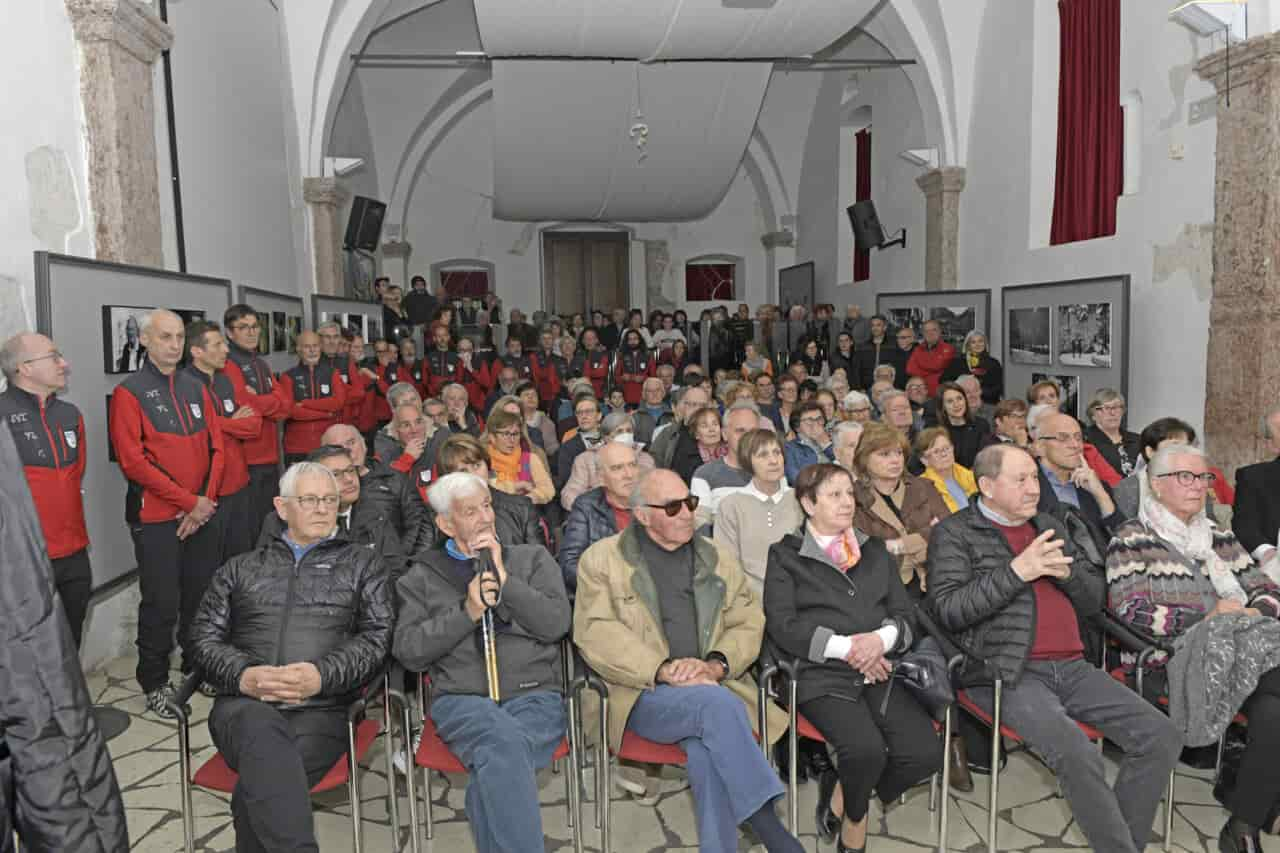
<box><xmin>774</xmin><ymin>739</ymin><xmax>808</xmax><ymax>784</ymax></box>
<box><xmin>815</xmin><ymin>768</ymin><xmax>841</xmax><ymax>843</ymax></box>
<box><xmin>965</xmin><ymin>751</ymin><xmax>1008</xmax><ymax>776</ymax></box>
<box><xmin>1220</xmin><ymin>817</ymin><xmax>1262</xmax><ymax>853</ymax></box>
<box><xmin>836</xmin><ymin>837</ymin><xmax>865</xmax><ymax>853</ymax></box>
<box><xmin>804</xmin><ymin>738</ymin><xmax>834</xmax><ymax>777</ymax></box>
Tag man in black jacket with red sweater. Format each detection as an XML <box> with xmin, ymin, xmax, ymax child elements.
<box><xmin>190</xmin><ymin>461</ymin><xmax>391</xmax><ymax>853</ymax></box>
<box><xmin>925</xmin><ymin>444</ymin><xmax>1179</xmax><ymax>853</ymax></box>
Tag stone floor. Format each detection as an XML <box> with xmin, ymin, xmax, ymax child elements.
<box><xmin>91</xmin><ymin>654</ymin><xmax>1275</xmax><ymax>853</ymax></box>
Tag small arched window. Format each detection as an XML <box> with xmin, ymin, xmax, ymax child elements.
<box><xmin>685</xmin><ymin>254</ymin><xmax>741</xmax><ymax>301</ymax></box>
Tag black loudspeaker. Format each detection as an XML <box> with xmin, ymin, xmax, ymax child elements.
<box><xmin>847</xmin><ymin>200</ymin><xmax>886</xmax><ymax>251</ymax></box>
<box><xmin>344</xmin><ymin>196</ymin><xmax>387</xmax><ymax>252</ymax></box>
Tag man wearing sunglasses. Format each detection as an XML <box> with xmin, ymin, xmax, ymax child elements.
<box><xmin>575</xmin><ymin>469</ymin><xmax>799</xmax><ymax>853</ymax></box>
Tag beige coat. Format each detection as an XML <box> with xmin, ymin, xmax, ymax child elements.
<box><xmin>573</xmin><ymin>524</ymin><xmax>787</xmax><ymax>752</ymax></box>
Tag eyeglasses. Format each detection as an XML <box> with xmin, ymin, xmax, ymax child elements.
<box><xmin>231</xmin><ymin>322</ymin><xmax>260</xmax><ymax>332</ymax></box>
<box><xmin>1096</xmin><ymin>403</ymin><xmax>1125</xmax><ymax>414</ymax></box>
<box><xmin>288</xmin><ymin>494</ymin><xmax>340</xmax><ymax>510</ymax></box>
<box><xmin>645</xmin><ymin>496</ymin><xmax>699</xmax><ymax>517</ymax></box>
<box><xmin>494</xmin><ymin>429</ymin><xmax>522</xmax><ymax>440</ymax></box>
<box><xmin>22</xmin><ymin>351</ymin><xmax>64</xmax><ymax>365</ymax></box>
<box><xmin>1041</xmin><ymin>432</ymin><xmax>1084</xmax><ymax>445</ymax></box>
<box><xmin>799</xmin><ymin>416</ymin><xmax>825</xmax><ymax>426</ymax></box>
<box><xmin>1156</xmin><ymin>470</ymin><xmax>1217</xmax><ymax>487</ymax></box>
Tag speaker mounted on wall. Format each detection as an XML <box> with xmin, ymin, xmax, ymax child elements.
<box><xmin>847</xmin><ymin>200</ymin><xmax>906</xmax><ymax>252</ymax></box>
<box><xmin>344</xmin><ymin>196</ymin><xmax>387</xmax><ymax>252</ymax></box>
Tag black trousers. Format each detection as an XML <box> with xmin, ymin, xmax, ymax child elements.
<box><xmin>130</xmin><ymin>511</ymin><xmax>225</xmax><ymax>693</ymax></box>
<box><xmin>219</xmin><ymin>487</ymin><xmax>258</xmax><ymax>562</ymax></box>
<box><xmin>246</xmin><ymin>464</ymin><xmax>280</xmax><ymax>542</ymax></box>
<box><xmin>208</xmin><ymin>698</ymin><xmax>348</xmax><ymax>853</ymax></box>
<box><xmin>1227</xmin><ymin>665</ymin><xmax>1280</xmax><ymax>826</ymax></box>
<box><xmin>51</xmin><ymin>548</ymin><xmax>92</xmax><ymax>649</ymax></box>
<box><xmin>801</xmin><ymin>681</ymin><xmax>943</xmax><ymax>822</ymax></box>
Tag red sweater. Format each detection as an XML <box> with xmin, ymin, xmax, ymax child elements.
<box><xmin>906</xmin><ymin>341</ymin><xmax>956</xmax><ymax>395</ymax></box>
<box><xmin>991</xmin><ymin>519</ymin><xmax>1083</xmax><ymax>661</ymax></box>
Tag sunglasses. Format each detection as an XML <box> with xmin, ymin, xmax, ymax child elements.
<box><xmin>645</xmin><ymin>495</ymin><xmax>699</xmax><ymax>517</ymax></box>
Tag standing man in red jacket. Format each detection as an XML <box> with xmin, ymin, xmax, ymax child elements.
<box><xmin>224</xmin><ymin>304</ymin><xmax>289</xmax><ymax>540</ymax></box>
<box><xmin>424</xmin><ymin>322</ymin><xmax>463</xmax><ymax>397</ymax></box>
<box><xmin>184</xmin><ymin>320</ymin><xmax>263</xmax><ymax>561</ymax></box>
<box><xmin>108</xmin><ymin>309</ymin><xmax>224</xmax><ymax>716</ymax></box>
<box><xmin>0</xmin><ymin>332</ymin><xmax>92</xmax><ymax>648</ymax></box>
<box><xmin>280</xmin><ymin>330</ymin><xmax>347</xmax><ymax>463</ymax></box>
<box><xmin>905</xmin><ymin>319</ymin><xmax>955</xmax><ymax>395</ymax></box>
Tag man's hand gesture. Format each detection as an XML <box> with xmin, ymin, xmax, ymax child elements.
<box><xmin>1010</xmin><ymin>529</ymin><xmax>1072</xmax><ymax>582</ymax></box>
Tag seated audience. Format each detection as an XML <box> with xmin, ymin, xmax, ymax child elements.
<box><xmin>556</xmin><ymin>393</ymin><xmax>604</xmax><ymax>489</ymax></box>
<box><xmin>563</xmin><ymin>411</ymin><xmax>656</xmax><ymax>510</ymax></box>
<box><xmin>651</xmin><ymin>385</ymin><xmax>711</xmax><ymax>466</ymax></box>
<box><xmin>926</xmin><ymin>444</ymin><xmax>1181</xmax><ymax>853</ymax></box>
<box><xmin>841</xmin><ymin>390</ymin><xmax>873</xmax><ymax>425</ymax></box>
<box><xmin>690</xmin><ymin>404</ymin><xmax>759</xmax><ymax>528</ymax></box>
<box><xmin>516</xmin><ymin>381</ymin><xmax>559</xmax><ymax>456</ymax></box>
<box><xmin>1111</xmin><ymin>417</ymin><xmax>1197</xmax><ymax>520</ymax></box>
<box><xmin>1027</xmin><ymin>379</ymin><xmax>1062</xmax><ymax>408</ymax></box>
<box><xmin>872</xmin><ymin>364</ymin><xmax>897</xmax><ymax>389</ymax></box>
<box><xmin>485</xmin><ymin>409</ymin><xmax>555</xmax><ymax>505</ymax></box>
<box><xmin>372</xmin><ymin>381</ymin><xmax>424</xmax><ymax>464</ymax></box>
<box><xmin>1083</xmin><ymin>389</ymin><xmax>1141</xmax><ymax>478</ymax></box>
<box><xmin>441</xmin><ymin>381</ymin><xmax>483</xmax><ymax>437</ymax></box>
<box><xmin>827</xmin><ymin>332</ymin><xmax>857</xmax><ymax>382</ymax></box>
<box><xmin>954</xmin><ymin>375</ymin><xmax>995</xmax><ymax>425</ymax></box>
<box><xmin>388</xmin><ymin>402</ymin><xmax>437</xmax><ymax>495</ymax></box>
<box><xmin>1035</xmin><ymin>412</ymin><xmax>1123</xmax><ymax>537</ymax></box>
<box><xmin>905</xmin><ymin>320</ymin><xmax>954</xmax><ymax>395</ymax></box>
<box><xmin>715</xmin><ymin>429</ymin><xmax>804</xmax><ymax>594</ymax></box>
<box><xmin>831</xmin><ymin>420</ymin><xmax>864</xmax><ymax>473</ymax></box>
<box><xmin>1106</xmin><ymin>444</ymin><xmax>1280</xmax><ymax>853</ymax></box>
<box><xmin>190</xmin><ymin>462</ymin><xmax>392</xmax><ymax>853</ymax></box>
<box><xmin>854</xmin><ymin>423</ymin><xmax>950</xmax><ymax>600</ymax></box>
<box><xmin>615</xmin><ymin>329</ymin><xmax>655</xmax><ymax>405</ymax></box>
<box><xmin>433</xmin><ymin>434</ymin><xmax>547</xmax><ymax>549</ymax></box>
<box><xmin>879</xmin><ymin>390</ymin><xmax>916</xmax><ymax>442</ymax></box>
<box><xmin>679</xmin><ymin>406</ymin><xmax>728</xmax><ymax>484</ymax></box>
<box><xmin>633</xmin><ymin>377</ymin><xmax>672</xmax><ymax>445</ymax></box>
<box><xmin>934</xmin><ymin>381</ymin><xmax>990</xmax><ymax>469</ymax></box>
<box><xmin>573</xmin><ymin>469</ymin><xmax>799</xmax><ymax>853</ymax></box>
<box><xmin>1233</xmin><ymin>406</ymin><xmax>1280</xmax><ymax>564</ymax></box>
<box><xmin>764</xmin><ymin>463</ymin><xmax>943</xmax><ymax>853</ymax></box>
<box><xmin>774</xmin><ymin>375</ymin><xmax>799</xmax><ymax>437</ymax></box>
<box><xmin>559</xmin><ymin>440</ymin><xmax>641</xmax><ymax>594</ymax></box>
<box><xmin>826</xmin><ymin>369</ymin><xmax>850</xmax><ymax>405</ymax></box>
<box><xmin>917</xmin><ymin>427</ymin><xmax>977</xmax><ymax>513</ymax></box>
<box><xmin>752</xmin><ymin>370</ymin><xmax>783</xmax><ymax>430</ymax></box>
<box><xmin>852</xmin><ymin>314</ymin><xmax>893</xmax><ymax>390</ymax></box>
<box><xmin>741</xmin><ymin>341</ymin><xmax>773</xmax><ymax>380</ymax></box>
<box><xmin>1025</xmin><ymin>385</ymin><xmax>1121</xmax><ymax>489</ymax></box>
<box><xmin>321</xmin><ymin>423</ymin><xmax>432</xmax><ymax>557</ymax></box>
<box><xmin>394</xmin><ymin>472</ymin><xmax>571</xmax><ymax>853</ymax></box>
<box><xmin>784</xmin><ymin>401</ymin><xmax>836</xmax><ymax>484</ymax></box>
<box><xmin>988</xmin><ymin>399</ymin><xmax>1030</xmax><ymax>448</ymax></box>
<box><xmin>815</xmin><ymin>388</ymin><xmax>840</xmax><ymax>432</ymax></box>
<box><xmin>942</xmin><ymin>331</ymin><xmax>1003</xmax><ymax>406</ymax></box>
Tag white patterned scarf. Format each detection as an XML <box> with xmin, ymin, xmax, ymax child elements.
<box><xmin>1139</xmin><ymin>474</ymin><xmax>1247</xmax><ymax>603</ymax></box>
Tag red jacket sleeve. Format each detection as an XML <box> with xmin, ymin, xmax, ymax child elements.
<box><xmin>390</xmin><ymin>453</ymin><xmax>414</xmax><ymax>474</ymax></box>
<box><xmin>344</xmin><ymin>362</ymin><xmax>369</xmax><ymax>406</ymax></box>
<box><xmin>1083</xmin><ymin>443</ymin><xmax>1122</xmax><ymax>488</ymax></box>
<box><xmin>296</xmin><ymin>368</ymin><xmax>348</xmax><ymax>414</ymax></box>
<box><xmin>222</xmin><ymin>368</ymin><xmax>265</xmax><ymax>440</ymax></box>
<box><xmin>109</xmin><ymin>386</ymin><xmax>201</xmax><ymax>514</ymax></box>
<box><xmin>224</xmin><ymin>360</ymin><xmax>288</xmax><ymax>421</ymax></box>
<box><xmin>202</xmin><ymin>386</ymin><xmax>225</xmax><ymax>500</ymax></box>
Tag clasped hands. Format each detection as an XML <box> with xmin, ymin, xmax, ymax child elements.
<box><xmin>657</xmin><ymin>657</ymin><xmax>727</xmax><ymax>687</ymax></box>
<box><xmin>844</xmin><ymin>633</ymin><xmax>891</xmax><ymax>683</ymax></box>
<box><xmin>238</xmin><ymin>662</ymin><xmax>323</xmax><ymax>704</ymax></box>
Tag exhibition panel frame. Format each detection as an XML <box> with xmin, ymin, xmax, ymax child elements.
<box><xmin>875</xmin><ymin>289</ymin><xmax>994</xmax><ymax>353</ymax></box>
<box><xmin>238</xmin><ymin>285</ymin><xmax>305</xmax><ymax>374</ymax></box>
<box><xmin>34</xmin><ymin>252</ymin><xmax>234</xmax><ymax>591</ymax></box>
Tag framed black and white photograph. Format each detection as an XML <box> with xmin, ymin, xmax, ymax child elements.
<box><xmin>286</xmin><ymin>315</ymin><xmax>302</xmax><ymax>354</ymax></box>
<box><xmin>876</xmin><ymin>289</ymin><xmax>993</xmax><ymax>352</ymax></box>
<box><xmin>271</xmin><ymin>311</ymin><xmax>287</xmax><ymax>353</ymax></box>
<box><xmin>1057</xmin><ymin>302</ymin><xmax>1112</xmax><ymax>368</ymax></box>
<box><xmin>929</xmin><ymin>305</ymin><xmax>977</xmax><ymax>350</ymax></box>
<box><xmin>101</xmin><ymin>305</ymin><xmax>205</xmax><ymax>374</ymax></box>
<box><xmin>1001</xmin><ymin>275</ymin><xmax>1130</xmax><ymax>407</ymax></box>
<box><xmin>343</xmin><ymin>312</ymin><xmax>367</xmax><ymax>340</ymax></box>
<box><xmin>255</xmin><ymin>311</ymin><xmax>271</xmax><ymax>354</ymax></box>
<box><xmin>1007</xmin><ymin>307</ymin><xmax>1051</xmax><ymax>366</ymax></box>
<box><xmin>1032</xmin><ymin>372</ymin><xmax>1081</xmax><ymax>420</ymax></box>
<box><xmin>367</xmin><ymin>316</ymin><xmax>382</xmax><ymax>343</ymax></box>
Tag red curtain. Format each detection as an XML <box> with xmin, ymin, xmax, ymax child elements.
<box><xmin>1049</xmin><ymin>0</ymin><xmax>1122</xmax><ymax>245</ymax></box>
<box><xmin>439</xmin><ymin>269</ymin><xmax>489</xmax><ymax>298</ymax></box>
<box><xmin>685</xmin><ymin>263</ymin><xmax>736</xmax><ymax>301</ymax></box>
<box><xmin>854</xmin><ymin>128</ymin><xmax>871</xmax><ymax>281</ymax></box>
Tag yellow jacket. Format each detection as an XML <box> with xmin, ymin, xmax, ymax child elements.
<box><xmin>921</xmin><ymin>464</ymin><xmax>977</xmax><ymax>513</ymax></box>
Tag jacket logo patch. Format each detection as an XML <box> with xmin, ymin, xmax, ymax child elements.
<box><xmin>64</xmin><ymin>430</ymin><xmax>77</xmax><ymax>449</ymax></box>
<box><xmin>8</xmin><ymin>412</ymin><xmax>28</xmax><ymax>424</ymax></box>
<box><xmin>223</xmin><ymin>399</ymin><xmax>235</xmax><ymax>413</ymax></box>
<box><xmin>320</xmin><ymin>384</ymin><xmax>330</xmax><ymax>394</ymax></box>
<box><xmin>189</xmin><ymin>403</ymin><xmax>202</xmax><ymax>419</ymax></box>
<box><xmin>419</xmin><ymin>470</ymin><xmax>432</xmax><ymax>484</ymax></box>
<box><xmin>340</xmin><ymin>374</ymin><xmax>348</xmax><ymax>383</ymax></box>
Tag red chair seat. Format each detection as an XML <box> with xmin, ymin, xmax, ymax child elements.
<box><xmin>617</xmin><ymin>730</ymin><xmax>688</xmax><ymax>767</ymax></box>
<box><xmin>956</xmin><ymin>690</ymin><xmax>1102</xmax><ymax>742</ymax></box>
<box><xmin>414</xmin><ymin>714</ymin><xmax>570</xmax><ymax>773</ymax></box>
<box><xmin>192</xmin><ymin>718</ymin><xmax>379</xmax><ymax>794</ymax></box>
<box><xmin>795</xmin><ymin>712</ymin><xmax>824</xmax><ymax>743</ymax></box>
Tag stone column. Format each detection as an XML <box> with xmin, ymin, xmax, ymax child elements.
<box><xmin>64</xmin><ymin>0</ymin><xmax>173</xmax><ymax>266</ymax></box>
<box><xmin>915</xmin><ymin>167</ymin><xmax>966</xmax><ymax>291</ymax></box>
<box><xmin>382</xmin><ymin>240</ymin><xmax>412</xmax><ymax>286</ymax></box>
<box><xmin>1196</xmin><ymin>34</ymin><xmax>1280</xmax><ymax>478</ymax></box>
<box><xmin>303</xmin><ymin>177</ymin><xmax>348</xmax><ymax>297</ymax></box>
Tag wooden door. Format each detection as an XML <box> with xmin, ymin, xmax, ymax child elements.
<box><xmin>542</xmin><ymin>232</ymin><xmax>630</xmax><ymax>316</ymax></box>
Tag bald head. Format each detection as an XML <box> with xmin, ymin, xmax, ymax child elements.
<box><xmin>1036</xmin><ymin>412</ymin><xmax>1084</xmax><ymax>475</ymax></box>
<box><xmin>321</xmin><ymin>423</ymin><xmax>367</xmax><ymax>468</ymax></box>
<box><xmin>296</xmin><ymin>330</ymin><xmax>321</xmax><ymax>365</ymax></box>
<box><xmin>631</xmin><ymin>469</ymin><xmax>695</xmax><ymax>551</ymax></box>
<box><xmin>141</xmin><ymin>310</ymin><xmax>186</xmax><ymax>371</ymax></box>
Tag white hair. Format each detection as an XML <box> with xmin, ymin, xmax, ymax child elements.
<box><xmin>955</xmin><ymin>374</ymin><xmax>980</xmax><ymax>389</ymax></box>
<box><xmin>873</xmin><ymin>364</ymin><xmax>897</xmax><ymax>382</ymax></box>
<box><xmin>879</xmin><ymin>390</ymin><xmax>909</xmax><ymax>409</ymax></box>
<box><xmin>386</xmin><ymin>382</ymin><xmax>423</xmax><ymax>410</ymax></box>
<box><xmin>1147</xmin><ymin>443</ymin><xmax>1206</xmax><ymax>479</ymax></box>
<box><xmin>842</xmin><ymin>390</ymin><xmax>871</xmax><ymax>410</ymax></box>
<box><xmin>441</xmin><ymin>382</ymin><xmax>468</xmax><ymax>402</ymax></box>
<box><xmin>428</xmin><ymin>471</ymin><xmax>489</xmax><ymax>517</ymax></box>
<box><xmin>722</xmin><ymin>400</ymin><xmax>760</xmax><ymax>429</ymax></box>
<box><xmin>317</xmin><ymin>320</ymin><xmax>342</xmax><ymax>334</ymax></box>
<box><xmin>0</xmin><ymin>333</ymin><xmax>29</xmax><ymax>381</ymax></box>
<box><xmin>832</xmin><ymin>420</ymin><xmax>864</xmax><ymax>447</ymax></box>
<box><xmin>279</xmin><ymin>462</ymin><xmax>338</xmax><ymax>498</ymax></box>
<box><xmin>1026</xmin><ymin>403</ymin><xmax>1056</xmax><ymax>439</ymax></box>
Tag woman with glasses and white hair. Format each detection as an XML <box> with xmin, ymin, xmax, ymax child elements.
<box><xmin>561</xmin><ymin>410</ymin><xmax>655</xmax><ymax>510</ymax></box>
<box><xmin>1083</xmin><ymin>388</ymin><xmax>1141</xmax><ymax>478</ymax></box>
<box><xmin>1107</xmin><ymin>443</ymin><xmax>1280</xmax><ymax>853</ymax></box>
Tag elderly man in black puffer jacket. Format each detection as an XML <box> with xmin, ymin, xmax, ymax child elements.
<box><xmin>924</xmin><ymin>444</ymin><xmax>1179</xmax><ymax>853</ymax></box>
<box><xmin>190</xmin><ymin>461</ymin><xmax>392</xmax><ymax>853</ymax></box>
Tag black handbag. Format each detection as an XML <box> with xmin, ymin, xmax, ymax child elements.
<box><xmin>881</xmin><ymin>636</ymin><xmax>954</xmax><ymax>722</ymax></box>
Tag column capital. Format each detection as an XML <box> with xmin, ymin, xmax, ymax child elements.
<box><xmin>65</xmin><ymin>0</ymin><xmax>173</xmax><ymax>64</ymax></box>
<box><xmin>303</xmin><ymin>176</ymin><xmax>347</xmax><ymax>208</ymax></box>
<box><xmin>915</xmin><ymin>166</ymin><xmax>967</xmax><ymax>197</ymax></box>
<box><xmin>1195</xmin><ymin>31</ymin><xmax>1280</xmax><ymax>91</ymax></box>
<box><xmin>381</xmin><ymin>240</ymin><xmax>412</xmax><ymax>259</ymax></box>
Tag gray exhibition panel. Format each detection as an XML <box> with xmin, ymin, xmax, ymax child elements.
<box><xmin>238</xmin><ymin>285</ymin><xmax>305</xmax><ymax>374</ymax></box>
<box><xmin>34</xmin><ymin>252</ymin><xmax>233</xmax><ymax>590</ymax></box>
<box><xmin>875</xmin><ymin>289</ymin><xmax>994</xmax><ymax>355</ymax></box>
<box><xmin>1001</xmin><ymin>275</ymin><xmax>1130</xmax><ymax>421</ymax></box>
<box><xmin>311</xmin><ymin>293</ymin><xmax>387</xmax><ymax>345</ymax></box>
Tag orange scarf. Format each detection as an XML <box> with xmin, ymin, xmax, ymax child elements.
<box><xmin>489</xmin><ymin>442</ymin><xmax>529</xmax><ymax>483</ymax></box>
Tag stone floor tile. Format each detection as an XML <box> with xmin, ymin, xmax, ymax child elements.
<box><xmin>1010</xmin><ymin>796</ymin><xmax>1073</xmax><ymax>838</ymax></box>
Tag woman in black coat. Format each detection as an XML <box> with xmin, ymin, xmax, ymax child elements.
<box><xmin>941</xmin><ymin>331</ymin><xmax>1003</xmax><ymax>405</ymax></box>
<box><xmin>764</xmin><ymin>463</ymin><xmax>942</xmax><ymax>853</ymax></box>
<box><xmin>935</xmin><ymin>381</ymin><xmax>990</xmax><ymax>469</ymax></box>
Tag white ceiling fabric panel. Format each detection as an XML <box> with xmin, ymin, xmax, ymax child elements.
<box><xmin>474</xmin><ymin>0</ymin><xmax>878</xmax><ymax>60</ymax></box>
<box><xmin>491</xmin><ymin>59</ymin><xmax>770</xmax><ymax>221</ymax></box>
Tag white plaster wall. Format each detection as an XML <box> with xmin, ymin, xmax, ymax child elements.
<box><xmin>161</xmin><ymin>0</ymin><xmax>304</xmax><ymax>294</ymax></box>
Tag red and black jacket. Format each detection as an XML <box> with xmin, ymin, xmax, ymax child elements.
<box><xmin>0</xmin><ymin>386</ymin><xmax>88</xmax><ymax>558</ymax></box>
<box><xmin>401</xmin><ymin>359</ymin><xmax>429</xmax><ymax>397</ymax></box>
<box><xmin>614</xmin><ymin>347</ymin><xmax>655</xmax><ymax>405</ymax></box>
<box><xmin>363</xmin><ymin>361</ymin><xmax>410</xmax><ymax>427</ymax></box>
<box><xmin>424</xmin><ymin>349</ymin><xmax>463</xmax><ymax>397</ymax></box>
<box><xmin>332</xmin><ymin>356</ymin><xmax>369</xmax><ymax>427</ymax></box>
<box><xmin>109</xmin><ymin>358</ymin><xmax>224</xmax><ymax>524</ymax></box>
<box><xmin>279</xmin><ymin>361</ymin><xmax>347</xmax><ymax>455</ymax></box>
<box><xmin>226</xmin><ymin>343</ymin><xmax>287</xmax><ymax>466</ymax></box>
<box><xmin>528</xmin><ymin>348</ymin><xmax>562</xmax><ymax>404</ymax></box>
<box><xmin>459</xmin><ymin>355</ymin><xmax>492</xmax><ymax>413</ymax></box>
<box><xmin>500</xmin><ymin>353</ymin><xmax>535</xmax><ymax>383</ymax></box>
<box><xmin>183</xmin><ymin>364</ymin><xmax>261</xmax><ymax>497</ymax></box>
<box><xmin>571</xmin><ymin>347</ymin><xmax>611</xmax><ymax>398</ymax></box>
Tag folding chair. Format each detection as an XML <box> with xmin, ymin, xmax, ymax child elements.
<box><xmin>169</xmin><ymin>670</ymin><xmax>408</xmax><ymax>853</ymax></box>
<box><xmin>391</xmin><ymin>639</ymin><xmax>582</xmax><ymax>853</ymax></box>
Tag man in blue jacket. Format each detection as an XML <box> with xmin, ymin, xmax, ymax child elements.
<box><xmin>559</xmin><ymin>440</ymin><xmax>640</xmax><ymax>594</ymax></box>
<box><xmin>783</xmin><ymin>401</ymin><xmax>834</xmax><ymax>483</ymax></box>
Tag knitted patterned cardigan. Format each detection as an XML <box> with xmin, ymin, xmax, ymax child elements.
<box><xmin>1105</xmin><ymin>517</ymin><xmax>1280</xmax><ymax>669</ymax></box>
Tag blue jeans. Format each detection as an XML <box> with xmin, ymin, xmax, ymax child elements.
<box><xmin>627</xmin><ymin>684</ymin><xmax>784</xmax><ymax>853</ymax></box>
<box><xmin>431</xmin><ymin>690</ymin><xmax>567</xmax><ymax>853</ymax></box>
